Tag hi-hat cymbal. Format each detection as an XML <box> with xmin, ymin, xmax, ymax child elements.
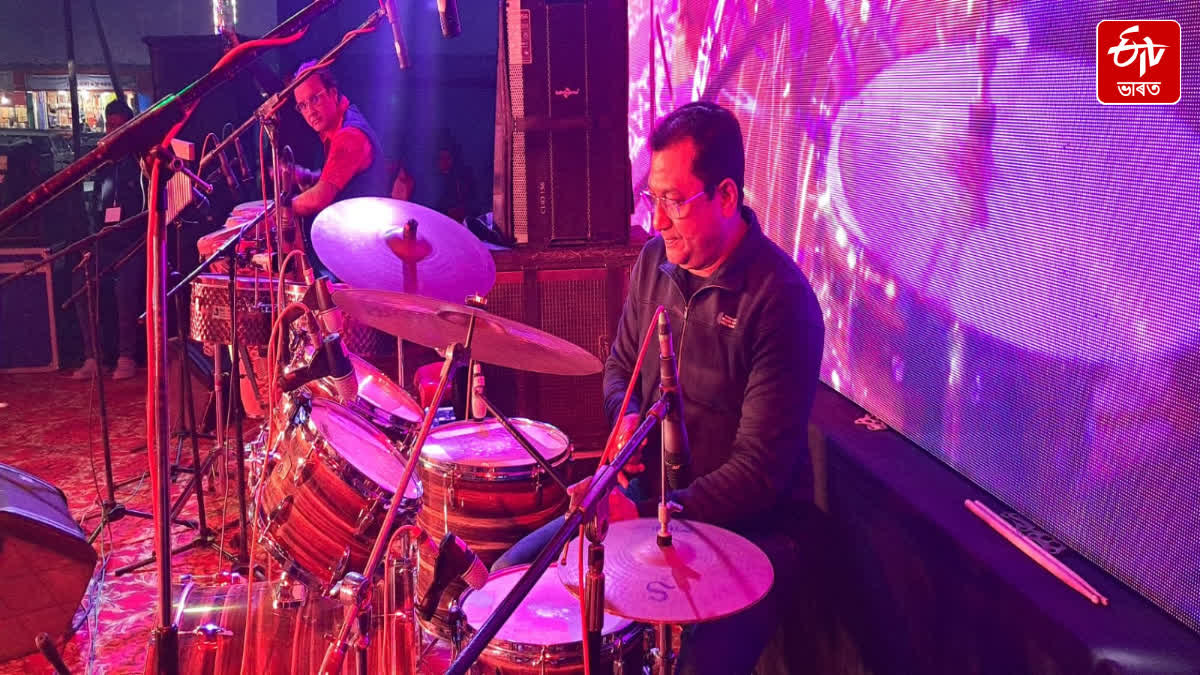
<box><xmin>331</xmin><ymin>288</ymin><xmax>602</xmax><ymax>377</ymax></box>
<box><xmin>311</xmin><ymin>197</ymin><xmax>496</xmax><ymax>303</ymax></box>
<box><xmin>557</xmin><ymin>518</ymin><xmax>774</xmax><ymax>624</ymax></box>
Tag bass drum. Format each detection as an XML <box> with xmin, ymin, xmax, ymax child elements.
<box><xmin>171</xmin><ymin>573</ymin><xmax>353</xmax><ymax>674</ymax></box>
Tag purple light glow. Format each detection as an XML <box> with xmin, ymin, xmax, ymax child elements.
<box><xmin>629</xmin><ymin>0</ymin><xmax>1200</xmax><ymax>634</ymax></box>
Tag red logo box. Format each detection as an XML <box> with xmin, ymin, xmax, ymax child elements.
<box><xmin>1097</xmin><ymin>20</ymin><xmax>1181</xmax><ymax>105</ymax></box>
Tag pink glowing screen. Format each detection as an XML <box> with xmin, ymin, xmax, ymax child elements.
<box><xmin>628</xmin><ymin>0</ymin><xmax>1200</xmax><ymax>634</ymax></box>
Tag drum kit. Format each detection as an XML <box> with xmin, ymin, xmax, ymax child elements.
<box><xmin>175</xmin><ymin>196</ymin><xmax>776</xmax><ymax>674</ymax></box>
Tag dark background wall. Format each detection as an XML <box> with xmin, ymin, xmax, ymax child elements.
<box><xmin>274</xmin><ymin>0</ymin><xmax>500</xmax><ymax>217</ymax></box>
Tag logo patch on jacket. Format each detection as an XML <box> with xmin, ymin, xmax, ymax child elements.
<box><xmin>717</xmin><ymin>312</ymin><xmax>738</xmax><ymax>329</ymax></box>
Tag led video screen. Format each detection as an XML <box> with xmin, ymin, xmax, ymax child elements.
<box><xmin>628</xmin><ymin>0</ymin><xmax>1200</xmax><ymax>634</ymax></box>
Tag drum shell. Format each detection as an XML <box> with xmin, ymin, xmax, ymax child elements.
<box><xmin>459</xmin><ymin>565</ymin><xmax>645</xmax><ymax>675</ymax></box>
<box><xmin>258</xmin><ymin>400</ymin><xmax>421</xmax><ymax>589</ymax></box>
<box><xmin>189</xmin><ymin>274</ymin><xmax>306</xmax><ymax>346</ymax></box>
<box><xmin>171</xmin><ymin>575</ymin><xmax>351</xmax><ymax>675</ymax></box>
<box><xmin>414</xmin><ymin>420</ymin><xmax>571</xmax><ymax>637</ymax></box>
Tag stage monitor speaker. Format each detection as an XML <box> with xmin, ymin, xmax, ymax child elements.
<box><xmin>495</xmin><ymin>0</ymin><xmax>632</xmax><ymax>247</ymax></box>
<box><xmin>0</xmin><ymin>464</ymin><xmax>98</xmax><ymax>662</ymax></box>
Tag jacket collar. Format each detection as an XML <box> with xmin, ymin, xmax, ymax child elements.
<box><xmin>657</xmin><ymin>205</ymin><xmax>763</xmax><ymax>293</ymax></box>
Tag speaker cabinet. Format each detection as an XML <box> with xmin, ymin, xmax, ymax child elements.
<box><xmin>480</xmin><ymin>244</ymin><xmax>642</xmax><ymax>456</ymax></box>
<box><xmin>0</xmin><ymin>464</ymin><xmax>97</xmax><ymax>661</ymax></box>
<box><xmin>495</xmin><ymin>0</ymin><xmax>631</xmax><ymax>247</ymax></box>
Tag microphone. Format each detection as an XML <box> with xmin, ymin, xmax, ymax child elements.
<box><xmin>322</xmin><ymin>332</ymin><xmax>358</xmax><ymax>404</ymax></box>
<box><xmin>469</xmin><ymin>361</ymin><xmax>486</xmax><ymax>420</ymax></box>
<box><xmin>233</xmin><ymin>135</ymin><xmax>251</xmax><ymax>182</ymax></box>
<box><xmin>418</xmin><ymin>533</ymin><xmax>488</xmax><ymax>622</ymax></box>
<box><xmin>380</xmin><ymin>0</ymin><xmax>412</xmax><ymax>69</ymax></box>
<box><xmin>36</xmin><ymin>633</ymin><xmax>70</xmax><ymax>675</ymax></box>
<box><xmin>311</xmin><ymin>275</ymin><xmax>345</xmax><ymax>336</ymax></box>
<box><xmin>658</xmin><ymin>311</ymin><xmax>691</xmax><ymax>490</ymax></box>
<box><xmin>217</xmin><ymin>147</ymin><xmax>239</xmax><ymax>194</ymax></box>
<box><xmin>437</xmin><ymin>0</ymin><xmax>461</xmax><ymax>38</ymax></box>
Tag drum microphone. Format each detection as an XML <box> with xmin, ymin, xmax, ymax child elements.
<box><xmin>437</xmin><ymin>0</ymin><xmax>461</xmax><ymax>38</ymax></box>
<box><xmin>381</xmin><ymin>0</ymin><xmax>412</xmax><ymax>69</ymax></box>
<box><xmin>276</xmin><ymin>332</ymin><xmax>355</xmax><ymax>402</ymax></box>
<box><xmin>418</xmin><ymin>533</ymin><xmax>488</xmax><ymax>622</ymax></box>
<box><xmin>658</xmin><ymin>311</ymin><xmax>691</xmax><ymax>490</ymax></box>
<box><xmin>323</xmin><ymin>332</ymin><xmax>358</xmax><ymax>404</ymax></box>
<box><xmin>35</xmin><ymin>633</ymin><xmax>70</xmax><ymax>675</ymax></box>
<box><xmin>311</xmin><ymin>275</ymin><xmax>345</xmax><ymax>336</ymax></box>
<box><xmin>216</xmin><ymin>147</ymin><xmax>240</xmax><ymax>195</ymax></box>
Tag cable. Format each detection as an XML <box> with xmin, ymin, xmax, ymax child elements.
<box><xmin>211</xmin><ymin>29</ymin><xmax>310</xmax><ymax>73</ymax></box>
<box><xmin>599</xmin><ymin>306</ymin><xmax>666</xmax><ymax>476</ymax></box>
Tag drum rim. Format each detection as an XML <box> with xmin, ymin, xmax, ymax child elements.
<box><xmin>417</xmin><ymin>418</ymin><xmax>572</xmax><ymax>480</ymax></box>
<box><xmin>458</xmin><ymin>563</ymin><xmax>640</xmax><ymax>666</ymax></box>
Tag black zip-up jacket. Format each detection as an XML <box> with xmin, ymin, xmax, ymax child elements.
<box><xmin>604</xmin><ymin>206</ymin><xmax>825</xmax><ymax>534</ymax></box>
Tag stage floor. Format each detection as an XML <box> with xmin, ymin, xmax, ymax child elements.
<box><xmin>0</xmin><ymin>370</ymin><xmax>232</xmax><ymax>675</ymax></box>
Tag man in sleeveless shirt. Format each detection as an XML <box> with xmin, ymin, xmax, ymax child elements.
<box><xmin>285</xmin><ymin>61</ymin><xmax>389</xmax><ymax>273</ymax></box>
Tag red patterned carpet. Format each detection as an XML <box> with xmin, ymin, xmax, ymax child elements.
<box><xmin>0</xmin><ymin>370</ymin><xmax>233</xmax><ymax>675</ymax></box>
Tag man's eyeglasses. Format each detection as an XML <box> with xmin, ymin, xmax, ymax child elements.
<box><xmin>295</xmin><ymin>89</ymin><xmax>330</xmax><ymax>115</ymax></box>
<box><xmin>639</xmin><ymin>188</ymin><xmax>708</xmax><ymax>220</ymax></box>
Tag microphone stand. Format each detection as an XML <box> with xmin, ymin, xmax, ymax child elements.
<box><xmin>72</xmin><ymin>246</ymin><xmax>153</xmax><ymax>545</ymax></box>
<box><xmin>115</xmin><ymin>209</ymin><xmax>271</xmax><ymax>577</ymax></box>
<box><xmin>445</xmin><ymin>396</ymin><xmax>669</xmax><ymax>675</ymax></box>
<box><xmin>0</xmin><ymin>210</ymin><xmax>148</xmax><ymax>292</ymax></box>
<box><xmin>0</xmin><ymin>4</ymin><xmax>360</xmax><ymax>673</ymax></box>
<box><xmin>319</xmin><ymin>323</ymin><xmax>478</xmax><ymax>675</ymax></box>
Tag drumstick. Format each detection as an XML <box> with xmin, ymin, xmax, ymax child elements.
<box><xmin>965</xmin><ymin>499</ymin><xmax>1108</xmax><ymax>606</ymax></box>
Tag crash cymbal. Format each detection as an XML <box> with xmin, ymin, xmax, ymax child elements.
<box><xmin>330</xmin><ymin>288</ymin><xmax>602</xmax><ymax>377</ymax></box>
<box><xmin>311</xmin><ymin>197</ymin><xmax>496</xmax><ymax>303</ymax></box>
<box><xmin>557</xmin><ymin>518</ymin><xmax>774</xmax><ymax>624</ymax></box>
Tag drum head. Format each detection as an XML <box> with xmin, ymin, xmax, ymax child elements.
<box><xmin>461</xmin><ymin>563</ymin><xmax>631</xmax><ymax>647</ymax></box>
<box><xmin>421</xmin><ymin>419</ymin><xmax>569</xmax><ymax>470</ymax></box>
<box><xmin>307</xmin><ymin>399</ymin><xmax>418</xmax><ymax>498</ymax></box>
<box><xmin>348</xmin><ymin>354</ymin><xmax>423</xmax><ymax>424</ymax></box>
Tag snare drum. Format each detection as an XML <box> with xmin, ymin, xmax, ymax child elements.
<box><xmin>189</xmin><ymin>274</ymin><xmax>306</xmax><ymax>346</ymax></box>
<box><xmin>460</xmin><ymin>564</ymin><xmax>644</xmax><ymax>674</ymax></box>
<box><xmin>258</xmin><ymin>398</ymin><xmax>422</xmax><ymax>589</ymax></box>
<box><xmin>415</xmin><ymin>418</ymin><xmax>571</xmax><ymax>636</ymax></box>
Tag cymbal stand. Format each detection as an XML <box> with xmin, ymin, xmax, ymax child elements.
<box><xmin>73</xmin><ymin>247</ymin><xmax>153</xmax><ymax>545</ymax></box>
<box><xmin>445</xmin><ymin>395</ymin><xmax>669</xmax><ymax>675</ymax></box>
<box><xmin>472</xmin><ymin>390</ymin><xmax>569</xmax><ymax>492</ymax></box>
<box><xmin>320</xmin><ymin>327</ymin><xmax>476</xmax><ymax>675</ymax></box>
<box><xmin>650</xmin><ymin>623</ymin><xmax>677</xmax><ymax>675</ymax></box>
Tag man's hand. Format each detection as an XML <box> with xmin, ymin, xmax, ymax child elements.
<box><xmin>566</xmin><ymin>476</ymin><xmax>638</xmax><ymax>522</ymax></box>
<box><xmin>614</xmin><ymin>413</ymin><xmax>646</xmax><ymax>476</ymax></box>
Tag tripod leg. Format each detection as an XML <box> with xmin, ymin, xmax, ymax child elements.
<box><xmin>83</xmin><ymin>248</ymin><xmax>152</xmax><ymax>545</ymax></box>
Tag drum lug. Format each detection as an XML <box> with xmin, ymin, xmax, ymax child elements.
<box><xmin>326</xmin><ymin>545</ymin><xmax>353</xmax><ymax>591</ymax></box>
<box><xmin>291</xmin><ymin>457</ymin><xmax>315</xmax><ymax>486</ymax></box>
<box><xmin>534</xmin><ymin>471</ymin><xmax>544</xmax><ymax>507</ymax></box>
<box><xmin>355</xmin><ymin>497</ymin><xmax>383</xmax><ymax>536</ymax></box>
<box><xmin>273</xmin><ymin>578</ymin><xmax>307</xmax><ymax>609</ymax></box>
<box><xmin>192</xmin><ymin>622</ymin><xmax>235</xmax><ymax>648</ymax></box>
<box><xmin>262</xmin><ymin>495</ymin><xmax>294</xmax><ymax>532</ymax></box>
